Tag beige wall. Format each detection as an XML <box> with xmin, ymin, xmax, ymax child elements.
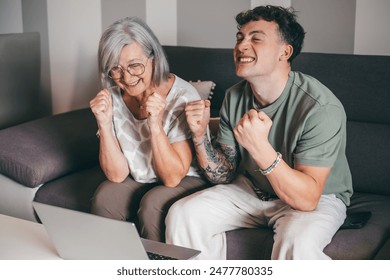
<box><xmin>1</xmin><ymin>0</ymin><xmax>389</xmax><ymax>115</ymax></box>
<box><xmin>0</xmin><ymin>0</ymin><xmax>23</xmax><ymax>34</ymax></box>
<box><xmin>46</xmin><ymin>0</ymin><xmax>102</xmax><ymax>114</ymax></box>
<box><xmin>177</xmin><ymin>0</ymin><xmax>250</xmax><ymax>48</ymax></box>
<box><xmin>292</xmin><ymin>0</ymin><xmax>356</xmax><ymax>54</ymax></box>
<box><xmin>354</xmin><ymin>0</ymin><xmax>390</xmax><ymax>55</ymax></box>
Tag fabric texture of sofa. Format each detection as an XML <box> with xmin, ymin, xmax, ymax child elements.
<box><xmin>0</xmin><ymin>33</ymin><xmax>389</xmax><ymax>260</ymax></box>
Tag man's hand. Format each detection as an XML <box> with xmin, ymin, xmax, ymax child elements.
<box><xmin>185</xmin><ymin>100</ymin><xmax>211</xmax><ymax>140</ymax></box>
<box><xmin>234</xmin><ymin>109</ymin><xmax>273</xmax><ymax>155</ymax></box>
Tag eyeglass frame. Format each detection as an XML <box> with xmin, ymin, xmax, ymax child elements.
<box><xmin>107</xmin><ymin>57</ymin><xmax>150</xmax><ymax>80</ymax></box>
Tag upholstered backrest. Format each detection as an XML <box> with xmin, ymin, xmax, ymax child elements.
<box><xmin>0</xmin><ymin>32</ymin><xmax>41</xmax><ymax>129</ymax></box>
<box><xmin>292</xmin><ymin>53</ymin><xmax>390</xmax><ymax>124</ymax></box>
<box><xmin>293</xmin><ymin>53</ymin><xmax>390</xmax><ymax>195</ymax></box>
<box><xmin>164</xmin><ymin>45</ymin><xmax>241</xmax><ymax>117</ymax></box>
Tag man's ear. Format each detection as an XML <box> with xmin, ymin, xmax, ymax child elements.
<box><xmin>280</xmin><ymin>44</ymin><xmax>293</xmax><ymax>61</ymax></box>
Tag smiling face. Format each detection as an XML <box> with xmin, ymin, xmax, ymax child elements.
<box><xmin>114</xmin><ymin>42</ymin><xmax>153</xmax><ymax>96</ymax></box>
<box><xmin>234</xmin><ymin>19</ymin><xmax>291</xmax><ymax>81</ymax></box>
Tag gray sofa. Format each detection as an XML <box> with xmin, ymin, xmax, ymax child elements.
<box><xmin>0</xmin><ymin>33</ymin><xmax>389</xmax><ymax>259</ymax></box>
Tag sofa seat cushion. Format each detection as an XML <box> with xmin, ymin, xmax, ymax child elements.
<box><xmin>226</xmin><ymin>192</ymin><xmax>390</xmax><ymax>260</ymax></box>
<box><xmin>0</xmin><ymin>108</ymin><xmax>99</xmax><ymax>188</ymax></box>
<box><xmin>226</xmin><ymin>226</ymin><xmax>274</xmax><ymax>260</ymax></box>
<box><xmin>33</xmin><ymin>165</ymin><xmax>106</xmax><ymax>215</ymax></box>
<box><xmin>325</xmin><ymin>192</ymin><xmax>390</xmax><ymax>259</ymax></box>
<box><xmin>374</xmin><ymin>237</ymin><xmax>390</xmax><ymax>259</ymax></box>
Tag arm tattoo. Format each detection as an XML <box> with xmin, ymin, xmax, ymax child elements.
<box><xmin>197</xmin><ymin>135</ymin><xmax>239</xmax><ymax>184</ymax></box>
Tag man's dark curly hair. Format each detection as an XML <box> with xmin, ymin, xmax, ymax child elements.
<box><xmin>236</xmin><ymin>5</ymin><xmax>305</xmax><ymax>63</ymax></box>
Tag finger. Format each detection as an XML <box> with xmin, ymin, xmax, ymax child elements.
<box><xmin>185</xmin><ymin>100</ymin><xmax>207</xmax><ymax>112</ymax></box>
<box><xmin>248</xmin><ymin>109</ymin><xmax>258</xmax><ymax>119</ymax></box>
<box><xmin>257</xmin><ymin>110</ymin><xmax>268</xmax><ymax>121</ymax></box>
<box><xmin>186</xmin><ymin>113</ymin><xmax>203</xmax><ymax>125</ymax></box>
<box><xmin>150</xmin><ymin>91</ymin><xmax>165</xmax><ymax>102</ymax></box>
<box><xmin>90</xmin><ymin>97</ymin><xmax>104</xmax><ymax>111</ymax></box>
<box><xmin>187</xmin><ymin>100</ymin><xmax>204</xmax><ymax>106</ymax></box>
<box><xmin>100</xmin><ymin>88</ymin><xmax>112</xmax><ymax>98</ymax></box>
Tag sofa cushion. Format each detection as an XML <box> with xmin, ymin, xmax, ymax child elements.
<box><xmin>226</xmin><ymin>192</ymin><xmax>390</xmax><ymax>260</ymax></box>
<box><xmin>189</xmin><ymin>80</ymin><xmax>216</xmax><ymax>100</ymax></box>
<box><xmin>324</xmin><ymin>192</ymin><xmax>390</xmax><ymax>259</ymax></box>
<box><xmin>226</xmin><ymin>227</ymin><xmax>274</xmax><ymax>260</ymax></box>
<box><xmin>0</xmin><ymin>108</ymin><xmax>99</xmax><ymax>188</ymax></box>
<box><xmin>292</xmin><ymin>53</ymin><xmax>390</xmax><ymax>124</ymax></box>
<box><xmin>34</xmin><ymin>165</ymin><xmax>106</xmax><ymax>214</ymax></box>
<box><xmin>346</xmin><ymin>121</ymin><xmax>390</xmax><ymax>195</ymax></box>
<box><xmin>374</xmin><ymin>237</ymin><xmax>390</xmax><ymax>259</ymax></box>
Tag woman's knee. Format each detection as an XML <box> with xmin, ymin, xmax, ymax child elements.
<box><xmin>91</xmin><ymin>180</ymin><xmax>133</xmax><ymax>220</ymax></box>
<box><xmin>91</xmin><ymin>180</ymin><xmax>116</xmax><ymax>213</ymax></box>
<box><xmin>139</xmin><ymin>177</ymin><xmax>207</xmax><ymax>219</ymax></box>
<box><xmin>138</xmin><ymin>186</ymin><xmax>168</xmax><ymax>219</ymax></box>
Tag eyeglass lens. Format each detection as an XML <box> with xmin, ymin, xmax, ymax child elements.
<box><xmin>109</xmin><ymin>59</ymin><xmax>148</xmax><ymax>80</ymax></box>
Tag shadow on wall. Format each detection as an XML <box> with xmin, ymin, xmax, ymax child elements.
<box><xmin>69</xmin><ymin>44</ymin><xmax>101</xmax><ymax>113</ymax></box>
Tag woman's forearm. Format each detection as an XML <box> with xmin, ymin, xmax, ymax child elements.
<box><xmin>98</xmin><ymin>126</ymin><xmax>129</xmax><ymax>182</ymax></box>
<box><xmin>150</xmin><ymin>129</ymin><xmax>192</xmax><ymax>187</ymax></box>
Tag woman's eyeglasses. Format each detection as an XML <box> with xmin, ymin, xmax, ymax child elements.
<box><xmin>108</xmin><ymin>58</ymin><xmax>149</xmax><ymax>80</ymax></box>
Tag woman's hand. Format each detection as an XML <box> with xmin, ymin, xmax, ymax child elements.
<box><xmin>89</xmin><ymin>89</ymin><xmax>113</xmax><ymax>129</ymax></box>
<box><xmin>90</xmin><ymin>88</ymin><xmax>130</xmax><ymax>182</ymax></box>
<box><xmin>145</xmin><ymin>92</ymin><xmax>166</xmax><ymax>134</ymax></box>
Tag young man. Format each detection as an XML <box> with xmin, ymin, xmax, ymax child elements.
<box><xmin>165</xmin><ymin>5</ymin><xmax>353</xmax><ymax>259</ymax></box>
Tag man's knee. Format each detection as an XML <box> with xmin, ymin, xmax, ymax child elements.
<box><xmin>166</xmin><ymin>195</ymin><xmax>202</xmax><ymax>226</ymax></box>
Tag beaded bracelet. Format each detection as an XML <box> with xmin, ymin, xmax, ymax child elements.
<box><xmin>258</xmin><ymin>152</ymin><xmax>282</xmax><ymax>175</ymax></box>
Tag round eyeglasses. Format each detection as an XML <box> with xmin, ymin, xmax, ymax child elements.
<box><xmin>108</xmin><ymin>58</ymin><xmax>149</xmax><ymax>80</ymax></box>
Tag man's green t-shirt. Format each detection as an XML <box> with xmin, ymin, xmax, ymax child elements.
<box><xmin>217</xmin><ymin>71</ymin><xmax>353</xmax><ymax>205</ymax></box>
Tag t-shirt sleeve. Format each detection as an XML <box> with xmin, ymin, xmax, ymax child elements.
<box><xmin>217</xmin><ymin>91</ymin><xmax>237</xmax><ymax>146</ymax></box>
<box><xmin>293</xmin><ymin>104</ymin><xmax>346</xmax><ymax>167</ymax></box>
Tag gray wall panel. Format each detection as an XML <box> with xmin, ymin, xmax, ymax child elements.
<box><xmin>292</xmin><ymin>0</ymin><xmax>356</xmax><ymax>54</ymax></box>
<box><xmin>22</xmin><ymin>0</ymin><xmax>52</xmax><ymax>116</ymax></box>
<box><xmin>101</xmin><ymin>0</ymin><xmax>146</xmax><ymax>30</ymax></box>
<box><xmin>177</xmin><ymin>0</ymin><xmax>251</xmax><ymax>48</ymax></box>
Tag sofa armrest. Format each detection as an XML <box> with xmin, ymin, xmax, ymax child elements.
<box><xmin>0</xmin><ymin>108</ymin><xmax>99</xmax><ymax>188</ymax></box>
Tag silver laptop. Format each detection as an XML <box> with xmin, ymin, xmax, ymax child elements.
<box><xmin>32</xmin><ymin>201</ymin><xmax>200</xmax><ymax>260</ymax></box>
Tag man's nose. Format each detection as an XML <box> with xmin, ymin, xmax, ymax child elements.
<box><xmin>236</xmin><ymin>39</ymin><xmax>249</xmax><ymax>51</ymax></box>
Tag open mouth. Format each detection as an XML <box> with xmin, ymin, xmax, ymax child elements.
<box><xmin>123</xmin><ymin>78</ymin><xmax>141</xmax><ymax>87</ymax></box>
<box><xmin>238</xmin><ymin>56</ymin><xmax>255</xmax><ymax>63</ymax></box>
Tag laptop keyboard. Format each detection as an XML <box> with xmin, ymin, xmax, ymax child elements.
<box><xmin>147</xmin><ymin>251</ymin><xmax>177</xmax><ymax>260</ymax></box>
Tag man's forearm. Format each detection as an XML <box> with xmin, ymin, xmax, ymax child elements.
<box><xmin>193</xmin><ymin>134</ymin><xmax>238</xmax><ymax>184</ymax></box>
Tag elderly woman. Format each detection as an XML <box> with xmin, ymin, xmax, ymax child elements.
<box><xmin>89</xmin><ymin>17</ymin><xmax>208</xmax><ymax>242</ymax></box>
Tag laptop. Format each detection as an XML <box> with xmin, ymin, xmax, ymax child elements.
<box><xmin>32</xmin><ymin>201</ymin><xmax>200</xmax><ymax>260</ymax></box>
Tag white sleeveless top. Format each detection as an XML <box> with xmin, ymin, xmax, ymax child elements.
<box><xmin>110</xmin><ymin>75</ymin><xmax>201</xmax><ymax>183</ymax></box>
